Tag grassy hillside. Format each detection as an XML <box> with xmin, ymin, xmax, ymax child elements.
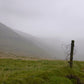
<box><xmin>0</xmin><ymin>23</ymin><xmax>50</xmax><ymax>58</ymax></box>
<box><xmin>0</xmin><ymin>59</ymin><xmax>84</xmax><ymax>84</ymax></box>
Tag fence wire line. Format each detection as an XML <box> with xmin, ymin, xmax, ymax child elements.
<box><xmin>61</xmin><ymin>43</ymin><xmax>77</xmax><ymax>61</ymax></box>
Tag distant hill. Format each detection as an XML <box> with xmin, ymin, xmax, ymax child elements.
<box><xmin>0</xmin><ymin>23</ymin><xmax>84</xmax><ymax>60</ymax></box>
<box><xmin>0</xmin><ymin>23</ymin><xmax>50</xmax><ymax>58</ymax></box>
<box><xmin>15</xmin><ymin>31</ymin><xmax>65</xmax><ymax>59</ymax></box>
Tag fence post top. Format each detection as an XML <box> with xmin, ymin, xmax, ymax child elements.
<box><xmin>71</xmin><ymin>40</ymin><xmax>75</xmax><ymax>43</ymax></box>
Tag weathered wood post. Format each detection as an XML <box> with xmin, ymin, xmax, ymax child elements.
<box><xmin>70</xmin><ymin>40</ymin><xmax>75</xmax><ymax>68</ymax></box>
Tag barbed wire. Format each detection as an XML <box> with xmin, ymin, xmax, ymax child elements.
<box><xmin>61</xmin><ymin>42</ymin><xmax>77</xmax><ymax>61</ymax></box>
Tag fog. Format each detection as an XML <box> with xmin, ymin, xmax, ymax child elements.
<box><xmin>0</xmin><ymin>0</ymin><xmax>84</xmax><ymax>60</ymax></box>
<box><xmin>0</xmin><ymin>0</ymin><xmax>84</xmax><ymax>39</ymax></box>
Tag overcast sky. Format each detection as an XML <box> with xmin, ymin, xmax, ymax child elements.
<box><xmin>0</xmin><ymin>0</ymin><xmax>84</xmax><ymax>39</ymax></box>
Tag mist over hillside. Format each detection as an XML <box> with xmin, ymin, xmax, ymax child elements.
<box><xmin>40</xmin><ymin>38</ymin><xmax>84</xmax><ymax>60</ymax></box>
<box><xmin>0</xmin><ymin>23</ymin><xmax>51</xmax><ymax>59</ymax></box>
<box><xmin>15</xmin><ymin>31</ymin><xmax>65</xmax><ymax>59</ymax></box>
<box><xmin>0</xmin><ymin>23</ymin><xmax>84</xmax><ymax>60</ymax></box>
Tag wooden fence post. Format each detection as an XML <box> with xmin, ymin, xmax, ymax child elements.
<box><xmin>70</xmin><ymin>40</ymin><xmax>75</xmax><ymax>68</ymax></box>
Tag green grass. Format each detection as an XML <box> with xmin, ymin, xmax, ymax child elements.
<box><xmin>0</xmin><ymin>59</ymin><xmax>84</xmax><ymax>84</ymax></box>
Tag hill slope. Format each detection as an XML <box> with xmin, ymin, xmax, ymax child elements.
<box><xmin>0</xmin><ymin>23</ymin><xmax>49</xmax><ymax>58</ymax></box>
<box><xmin>1</xmin><ymin>23</ymin><xmax>84</xmax><ymax>60</ymax></box>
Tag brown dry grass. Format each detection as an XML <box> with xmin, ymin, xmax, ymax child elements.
<box><xmin>0</xmin><ymin>51</ymin><xmax>40</xmax><ymax>60</ymax></box>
